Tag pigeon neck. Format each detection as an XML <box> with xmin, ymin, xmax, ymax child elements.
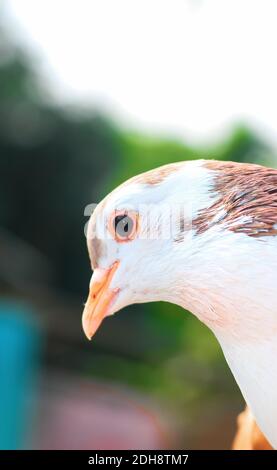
<box><xmin>217</xmin><ymin>333</ymin><xmax>277</xmax><ymax>449</ymax></box>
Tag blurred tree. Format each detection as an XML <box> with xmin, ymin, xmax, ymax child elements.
<box><xmin>0</xmin><ymin>28</ymin><xmax>121</xmax><ymax>297</ymax></box>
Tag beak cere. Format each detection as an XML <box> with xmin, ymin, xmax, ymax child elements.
<box><xmin>82</xmin><ymin>261</ymin><xmax>120</xmax><ymax>340</ymax></box>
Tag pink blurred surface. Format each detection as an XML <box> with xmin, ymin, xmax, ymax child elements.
<box><xmin>34</xmin><ymin>374</ymin><xmax>169</xmax><ymax>450</ymax></box>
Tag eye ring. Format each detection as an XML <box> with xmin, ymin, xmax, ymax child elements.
<box><xmin>108</xmin><ymin>210</ymin><xmax>139</xmax><ymax>242</ymax></box>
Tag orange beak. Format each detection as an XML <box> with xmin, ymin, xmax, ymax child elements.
<box><xmin>82</xmin><ymin>261</ymin><xmax>120</xmax><ymax>340</ymax></box>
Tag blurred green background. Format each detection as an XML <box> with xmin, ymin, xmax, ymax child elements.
<box><xmin>0</xmin><ymin>2</ymin><xmax>276</xmax><ymax>450</ymax></box>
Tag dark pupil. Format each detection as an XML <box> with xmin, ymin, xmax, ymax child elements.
<box><xmin>114</xmin><ymin>215</ymin><xmax>133</xmax><ymax>237</ymax></box>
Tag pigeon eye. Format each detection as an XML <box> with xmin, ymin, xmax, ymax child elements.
<box><xmin>108</xmin><ymin>211</ymin><xmax>138</xmax><ymax>242</ymax></box>
<box><xmin>114</xmin><ymin>215</ymin><xmax>133</xmax><ymax>237</ymax></box>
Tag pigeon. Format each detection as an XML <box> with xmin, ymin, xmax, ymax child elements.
<box><xmin>82</xmin><ymin>159</ymin><xmax>277</xmax><ymax>448</ymax></box>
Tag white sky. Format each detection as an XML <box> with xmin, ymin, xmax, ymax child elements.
<box><xmin>4</xmin><ymin>0</ymin><xmax>277</xmax><ymax>147</ymax></box>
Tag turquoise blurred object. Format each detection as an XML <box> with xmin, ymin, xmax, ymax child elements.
<box><xmin>0</xmin><ymin>301</ymin><xmax>41</xmax><ymax>449</ymax></box>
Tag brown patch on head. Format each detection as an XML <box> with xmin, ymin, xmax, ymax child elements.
<box><xmin>193</xmin><ymin>160</ymin><xmax>277</xmax><ymax>238</ymax></box>
<box><xmin>88</xmin><ymin>236</ymin><xmax>105</xmax><ymax>269</ymax></box>
<box><xmin>128</xmin><ymin>162</ymin><xmax>184</xmax><ymax>186</ymax></box>
<box><xmin>86</xmin><ymin>201</ymin><xmax>107</xmax><ymax>269</ymax></box>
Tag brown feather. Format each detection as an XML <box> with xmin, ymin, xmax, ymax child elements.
<box><xmin>232</xmin><ymin>406</ymin><xmax>273</xmax><ymax>450</ymax></box>
<box><xmin>128</xmin><ymin>162</ymin><xmax>184</xmax><ymax>186</ymax></box>
<box><xmin>193</xmin><ymin>161</ymin><xmax>277</xmax><ymax>238</ymax></box>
